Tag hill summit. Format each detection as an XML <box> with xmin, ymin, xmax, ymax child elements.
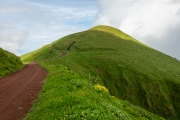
<box><xmin>21</xmin><ymin>25</ymin><xmax>180</xmax><ymax>119</ymax></box>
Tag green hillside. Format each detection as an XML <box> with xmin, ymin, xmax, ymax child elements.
<box><xmin>21</xmin><ymin>45</ymin><xmax>62</xmax><ymax>63</ymax></box>
<box><xmin>21</xmin><ymin>25</ymin><xmax>180</xmax><ymax>119</ymax></box>
<box><xmin>24</xmin><ymin>59</ymin><xmax>164</xmax><ymax>120</ymax></box>
<box><xmin>0</xmin><ymin>48</ymin><xmax>23</xmax><ymax>78</ymax></box>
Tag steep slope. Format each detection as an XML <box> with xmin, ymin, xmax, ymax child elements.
<box><xmin>23</xmin><ymin>56</ymin><xmax>164</xmax><ymax>120</ymax></box>
<box><xmin>22</xmin><ymin>25</ymin><xmax>180</xmax><ymax>119</ymax></box>
<box><xmin>0</xmin><ymin>48</ymin><xmax>23</xmax><ymax>78</ymax></box>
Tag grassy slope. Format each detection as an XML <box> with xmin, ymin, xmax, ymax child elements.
<box><xmin>21</xmin><ymin>25</ymin><xmax>180</xmax><ymax>119</ymax></box>
<box><xmin>24</xmin><ymin>57</ymin><xmax>164</xmax><ymax>120</ymax></box>
<box><xmin>21</xmin><ymin>45</ymin><xmax>62</xmax><ymax>63</ymax></box>
<box><xmin>0</xmin><ymin>48</ymin><xmax>23</xmax><ymax>78</ymax></box>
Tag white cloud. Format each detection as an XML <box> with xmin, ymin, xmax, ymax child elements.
<box><xmin>0</xmin><ymin>0</ymin><xmax>97</xmax><ymax>55</ymax></box>
<box><xmin>0</xmin><ymin>29</ymin><xmax>28</xmax><ymax>55</ymax></box>
<box><xmin>95</xmin><ymin>0</ymin><xmax>180</xmax><ymax>59</ymax></box>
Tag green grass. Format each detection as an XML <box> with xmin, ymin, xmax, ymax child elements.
<box><xmin>21</xmin><ymin>45</ymin><xmax>62</xmax><ymax>63</ymax></box>
<box><xmin>0</xmin><ymin>48</ymin><xmax>23</xmax><ymax>78</ymax></box>
<box><xmin>21</xmin><ymin>25</ymin><xmax>180</xmax><ymax>119</ymax></box>
<box><xmin>24</xmin><ymin>58</ymin><xmax>164</xmax><ymax>120</ymax></box>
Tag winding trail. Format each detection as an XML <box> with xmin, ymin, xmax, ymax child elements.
<box><xmin>0</xmin><ymin>49</ymin><xmax>67</xmax><ymax>120</ymax></box>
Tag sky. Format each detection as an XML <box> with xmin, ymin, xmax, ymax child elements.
<box><xmin>1</xmin><ymin>0</ymin><xmax>180</xmax><ymax>59</ymax></box>
<box><xmin>0</xmin><ymin>0</ymin><xmax>98</xmax><ymax>55</ymax></box>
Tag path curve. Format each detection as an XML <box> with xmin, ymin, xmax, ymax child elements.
<box><xmin>0</xmin><ymin>62</ymin><xmax>47</xmax><ymax>120</ymax></box>
<box><xmin>45</xmin><ymin>46</ymin><xmax>67</xmax><ymax>61</ymax></box>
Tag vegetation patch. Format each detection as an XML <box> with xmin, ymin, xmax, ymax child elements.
<box><xmin>21</xmin><ymin>45</ymin><xmax>62</xmax><ymax>63</ymax></box>
<box><xmin>0</xmin><ymin>48</ymin><xmax>23</xmax><ymax>78</ymax></box>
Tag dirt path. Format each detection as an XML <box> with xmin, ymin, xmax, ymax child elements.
<box><xmin>44</xmin><ymin>46</ymin><xmax>67</xmax><ymax>61</ymax></box>
<box><xmin>0</xmin><ymin>62</ymin><xmax>47</xmax><ymax>120</ymax></box>
<box><xmin>46</xmin><ymin>50</ymin><xmax>67</xmax><ymax>61</ymax></box>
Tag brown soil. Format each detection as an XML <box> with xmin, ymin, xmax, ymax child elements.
<box><xmin>0</xmin><ymin>62</ymin><xmax>47</xmax><ymax>120</ymax></box>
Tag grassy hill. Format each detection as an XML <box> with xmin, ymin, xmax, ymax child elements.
<box><xmin>21</xmin><ymin>25</ymin><xmax>180</xmax><ymax>119</ymax></box>
<box><xmin>0</xmin><ymin>48</ymin><xmax>23</xmax><ymax>78</ymax></box>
